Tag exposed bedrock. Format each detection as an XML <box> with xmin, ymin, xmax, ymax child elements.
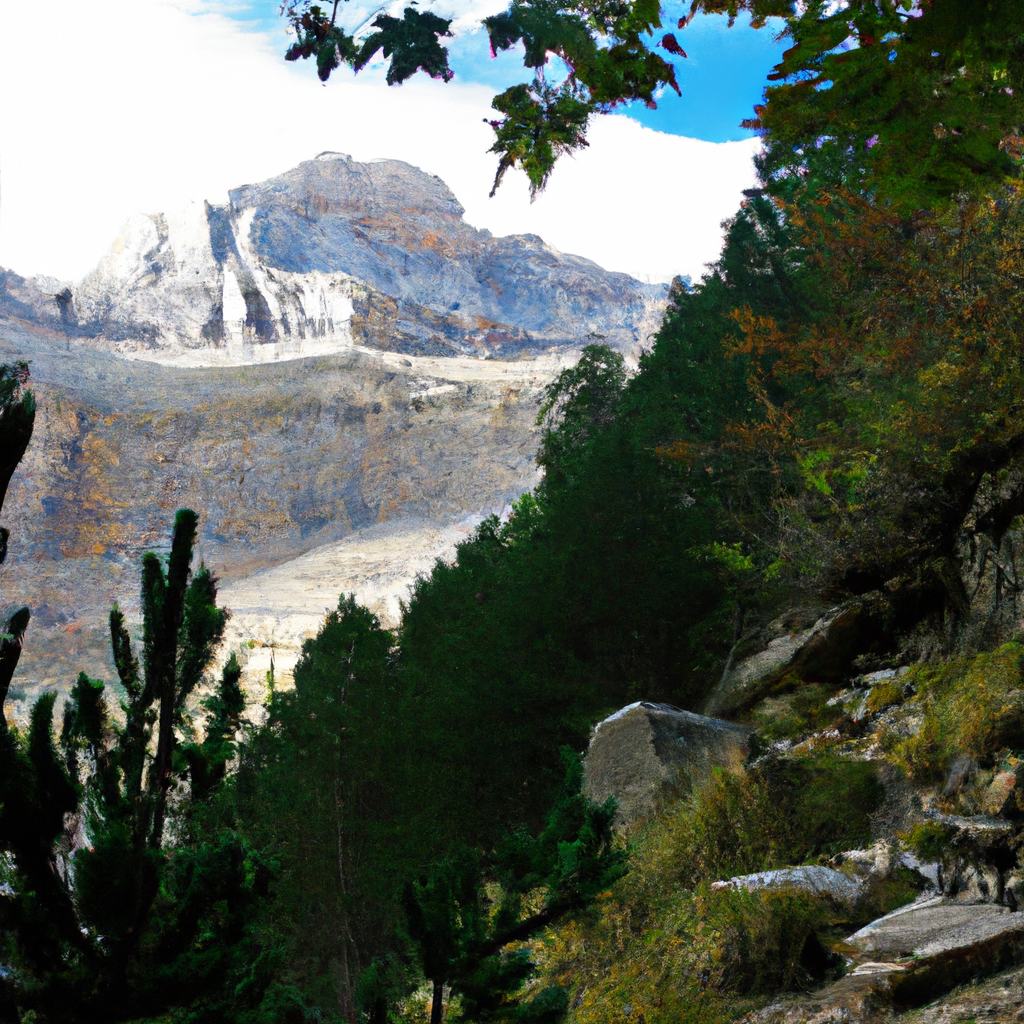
<box><xmin>2</xmin><ymin>153</ymin><xmax>666</xmax><ymax>363</ymax></box>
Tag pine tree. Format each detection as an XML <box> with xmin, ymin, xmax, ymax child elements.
<box><xmin>403</xmin><ymin>750</ymin><xmax>625</xmax><ymax>1024</ymax></box>
<box><xmin>0</xmin><ymin>509</ymin><xmax>264</xmax><ymax>1023</ymax></box>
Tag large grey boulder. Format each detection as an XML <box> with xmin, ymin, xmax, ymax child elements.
<box><xmin>847</xmin><ymin>895</ymin><xmax>1024</xmax><ymax>1006</ymax></box>
<box><xmin>742</xmin><ymin>899</ymin><xmax>1024</xmax><ymax>1022</ymax></box>
<box><xmin>582</xmin><ymin>702</ymin><xmax>751</xmax><ymax>825</ymax></box>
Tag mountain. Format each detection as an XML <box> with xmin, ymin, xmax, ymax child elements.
<box><xmin>0</xmin><ymin>155</ymin><xmax>671</xmax><ymax>700</ymax></box>
<box><xmin>0</xmin><ymin>318</ymin><xmax>564</xmax><ymax>703</ymax></box>
<box><xmin>4</xmin><ymin>153</ymin><xmax>665</xmax><ymax>364</ymax></box>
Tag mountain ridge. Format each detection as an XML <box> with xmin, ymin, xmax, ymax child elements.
<box><xmin>3</xmin><ymin>153</ymin><xmax>666</xmax><ymax>365</ymax></box>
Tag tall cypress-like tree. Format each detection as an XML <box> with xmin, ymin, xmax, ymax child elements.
<box><xmin>235</xmin><ymin>595</ymin><xmax>405</xmax><ymax>1021</ymax></box>
<box><xmin>0</xmin><ymin>510</ymin><xmax>264</xmax><ymax>1023</ymax></box>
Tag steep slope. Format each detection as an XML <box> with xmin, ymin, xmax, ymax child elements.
<box><xmin>8</xmin><ymin>153</ymin><xmax>665</xmax><ymax>363</ymax></box>
<box><xmin>0</xmin><ymin>319</ymin><xmax>559</xmax><ymax>702</ymax></box>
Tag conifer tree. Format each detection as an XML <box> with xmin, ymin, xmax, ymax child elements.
<box><xmin>0</xmin><ymin>361</ymin><xmax>35</xmax><ymax>700</ymax></box>
<box><xmin>402</xmin><ymin>750</ymin><xmax>624</xmax><ymax>1024</ymax></box>
<box><xmin>0</xmin><ymin>509</ymin><xmax>263</xmax><ymax>1024</ymax></box>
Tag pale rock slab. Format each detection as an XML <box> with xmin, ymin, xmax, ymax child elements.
<box><xmin>703</xmin><ymin>597</ymin><xmax>884</xmax><ymax>718</ymax></box>
<box><xmin>847</xmin><ymin>895</ymin><xmax>1024</xmax><ymax>956</ymax></box>
<box><xmin>712</xmin><ymin>865</ymin><xmax>866</xmax><ymax>905</ymax></box>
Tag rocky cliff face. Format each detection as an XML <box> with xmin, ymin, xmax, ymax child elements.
<box><xmin>0</xmin><ymin>155</ymin><xmax>668</xmax><ymax>701</ymax></box>
<box><xmin>7</xmin><ymin>153</ymin><xmax>665</xmax><ymax>363</ymax></box>
<box><xmin>0</xmin><ymin>319</ymin><xmax>565</xmax><ymax>703</ymax></box>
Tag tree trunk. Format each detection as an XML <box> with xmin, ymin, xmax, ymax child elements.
<box><xmin>430</xmin><ymin>978</ymin><xmax>445</xmax><ymax>1024</ymax></box>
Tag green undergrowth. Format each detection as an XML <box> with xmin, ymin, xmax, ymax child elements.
<box><xmin>658</xmin><ymin>754</ymin><xmax>883</xmax><ymax>887</ymax></box>
<box><xmin>889</xmin><ymin>642</ymin><xmax>1024</xmax><ymax>782</ymax></box>
<box><xmin>527</xmin><ymin>752</ymin><xmax>888</xmax><ymax>1024</ymax></box>
<box><xmin>863</xmin><ymin>865</ymin><xmax>926</xmax><ymax>918</ymax></box>
<box><xmin>863</xmin><ymin>679</ymin><xmax>906</xmax><ymax>716</ymax></box>
<box><xmin>748</xmin><ymin>681</ymin><xmax>838</xmax><ymax>742</ymax></box>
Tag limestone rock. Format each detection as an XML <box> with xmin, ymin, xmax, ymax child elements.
<box><xmin>983</xmin><ymin>767</ymin><xmax>1021</xmax><ymax>818</ymax></box>
<box><xmin>847</xmin><ymin>895</ymin><xmax>1024</xmax><ymax>956</ymax></box>
<box><xmin>920</xmin><ymin>813</ymin><xmax>1019</xmax><ymax>905</ymax></box>
<box><xmin>740</xmin><ymin>891</ymin><xmax>1024</xmax><ymax>1022</ymax></box>
<box><xmin>712</xmin><ymin>865</ymin><xmax>865</xmax><ymax>905</ymax></box>
<box><xmin>703</xmin><ymin>597</ymin><xmax>885</xmax><ymax>718</ymax></box>
<box><xmin>0</xmin><ymin>320</ymin><xmax>550</xmax><ymax>701</ymax></box>
<box><xmin>582</xmin><ymin>702</ymin><xmax>751</xmax><ymax>825</ymax></box>
<box><xmin>5</xmin><ymin>154</ymin><xmax>666</xmax><ymax>364</ymax></box>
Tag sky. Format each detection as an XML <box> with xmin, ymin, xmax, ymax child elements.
<box><xmin>0</xmin><ymin>0</ymin><xmax>786</xmax><ymax>284</ymax></box>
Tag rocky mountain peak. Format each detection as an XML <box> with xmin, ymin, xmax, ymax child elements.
<box><xmin>4</xmin><ymin>155</ymin><xmax>665</xmax><ymax>366</ymax></box>
<box><xmin>229</xmin><ymin>152</ymin><xmax>467</xmax><ymax>225</ymax></box>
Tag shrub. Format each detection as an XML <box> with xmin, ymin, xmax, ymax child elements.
<box><xmin>894</xmin><ymin>643</ymin><xmax>1024</xmax><ymax>781</ymax></box>
<box><xmin>695</xmin><ymin>886</ymin><xmax>843</xmax><ymax>995</ymax></box>
<box><xmin>750</xmin><ymin>682</ymin><xmax>837</xmax><ymax>741</ymax></box>
<box><xmin>864</xmin><ymin>680</ymin><xmax>905</xmax><ymax>716</ymax></box>
<box><xmin>660</xmin><ymin>754</ymin><xmax>883</xmax><ymax>890</ymax></box>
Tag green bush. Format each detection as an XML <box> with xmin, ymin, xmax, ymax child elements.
<box><xmin>863</xmin><ymin>680</ymin><xmax>905</xmax><ymax>716</ymax></box>
<box><xmin>749</xmin><ymin>682</ymin><xmax>837</xmax><ymax>741</ymax></box>
<box><xmin>695</xmin><ymin>886</ymin><xmax>843</xmax><ymax>995</ymax></box>
<box><xmin>893</xmin><ymin>644</ymin><xmax>1024</xmax><ymax>781</ymax></box>
<box><xmin>660</xmin><ymin>755</ymin><xmax>883</xmax><ymax>890</ymax></box>
<box><xmin>529</xmin><ymin>757</ymin><xmax>872</xmax><ymax>1024</ymax></box>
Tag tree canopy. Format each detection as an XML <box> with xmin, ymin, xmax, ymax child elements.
<box><xmin>281</xmin><ymin>0</ymin><xmax>1024</xmax><ymax>204</ymax></box>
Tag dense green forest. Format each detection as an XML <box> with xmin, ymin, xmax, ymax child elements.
<box><xmin>3</xmin><ymin>0</ymin><xmax>1024</xmax><ymax>1020</ymax></box>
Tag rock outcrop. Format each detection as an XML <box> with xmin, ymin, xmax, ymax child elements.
<box><xmin>0</xmin><ymin>319</ymin><xmax>553</xmax><ymax>701</ymax></box>
<box><xmin>847</xmin><ymin>895</ymin><xmax>1024</xmax><ymax>957</ymax></box>
<box><xmin>582</xmin><ymin>702</ymin><xmax>751</xmax><ymax>825</ymax></box>
<box><xmin>703</xmin><ymin>598</ymin><xmax>888</xmax><ymax>718</ymax></box>
<box><xmin>5</xmin><ymin>154</ymin><xmax>666</xmax><ymax>364</ymax></box>
<box><xmin>712</xmin><ymin>866</ymin><xmax>866</xmax><ymax>905</ymax></box>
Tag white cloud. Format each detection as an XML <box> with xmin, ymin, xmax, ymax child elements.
<box><xmin>325</xmin><ymin>0</ymin><xmax>511</xmax><ymax>36</ymax></box>
<box><xmin>0</xmin><ymin>0</ymin><xmax>758</xmax><ymax>284</ymax></box>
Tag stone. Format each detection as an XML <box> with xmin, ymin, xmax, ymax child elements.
<box><xmin>702</xmin><ymin>597</ymin><xmax>885</xmax><ymax>718</ymax></box>
<box><xmin>943</xmin><ymin>754</ymin><xmax>981</xmax><ymax>799</ymax></box>
<box><xmin>741</xmin><ymin>898</ymin><xmax>1024</xmax><ymax>1022</ymax></box>
<box><xmin>919</xmin><ymin>813</ymin><xmax>1019</xmax><ymax>903</ymax></box>
<box><xmin>711</xmin><ymin>865</ymin><xmax>865</xmax><ymax>905</ymax></box>
<box><xmin>847</xmin><ymin>895</ymin><xmax>1024</xmax><ymax>956</ymax></box>
<box><xmin>581</xmin><ymin>702</ymin><xmax>751</xmax><ymax>825</ymax></box>
<box><xmin>983</xmin><ymin>768</ymin><xmax>1020</xmax><ymax>818</ymax></box>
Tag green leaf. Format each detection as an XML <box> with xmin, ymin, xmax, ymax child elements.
<box><xmin>354</xmin><ymin>7</ymin><xmax>454</xmax><ymax>85</ymax></box>
<box><xmin>284</xmin><ymin>4</ymin><xmax>359</xmax><ymax>83</ymax></box>
<box><xmin>487</xmin><ymin>80</ymin><xmax>591</xmax><ymax>197</ymax></box>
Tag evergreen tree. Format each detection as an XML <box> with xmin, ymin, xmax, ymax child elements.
<box><xmin>402</xmin><ymin>750</ymin><xmax>624</xmax><ymax>1024</ymax></box>
<box><xmin>0</xmin><ymin>510</ymin><xmax>266</xmax><ymax>1023</ymax></box>
<box><xmin>0</xmin><ymin>361</ymin><xmax>35</xmax><ymax>699</ymax></box>
<box><xmin>235</xmin><ymin>595</ymin><xmax>408</xmax><ymax>1021</ymax></box>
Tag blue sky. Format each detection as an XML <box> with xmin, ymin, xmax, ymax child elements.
<box><xmin>0</xmin><ymin>0</ymin><xmax>777</xmax><ymax>283</ymax></box>
<box><xmin>225</xmin><ymin>1</ymin><xmax>787</xmax><ymax>142</ymax></box>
